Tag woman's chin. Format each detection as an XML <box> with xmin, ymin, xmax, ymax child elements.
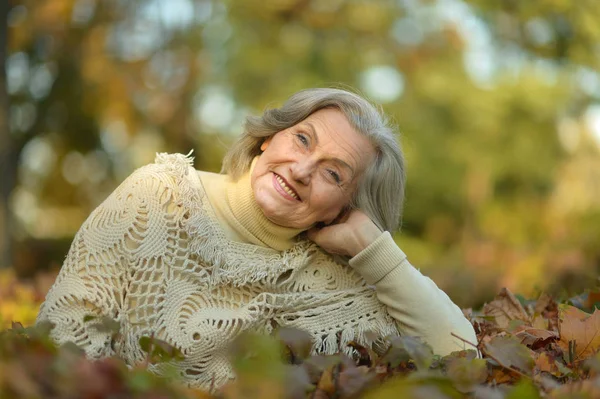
<box><xmin>255</xmin><ymin>195</ymin><xmax>301</xmax><ymax>227</ymax></box>
<box><xmin>259</xmin><ymin>208</ymin><xmax>309</xmax><ymax>230</ymax></box>
<box><xmin>265</xmin><ymin>214</ymin><xmax>306</xmax><ymax>229</ymax></box>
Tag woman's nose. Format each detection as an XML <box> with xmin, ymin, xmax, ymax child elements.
<box><xmin>291</xmin><ymin>158</ymin><xmax>316</xmax><ymax>185</ymax></box>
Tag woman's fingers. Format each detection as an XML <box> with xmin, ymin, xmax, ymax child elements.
<box><xmin>307</xmin><ymin>211</ymin><xmax>382</xmax><ymax>257</ymax></box>
<box><xmin>307</xmin><ymin>224</ymin><xmax>350</xmax><ymax>256</ymax></box>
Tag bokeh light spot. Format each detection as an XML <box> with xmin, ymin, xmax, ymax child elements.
<box><xmin>360</xmin><ymin>66</ymin><xmax>404</xmax><ymax>103</ymax></box>
<box><xmin>195</xmin><ymin>87</ymin><xmax>236</xmax><ymax>131</ymax></box>
<box><xmin>585</xmin><ymin>104</ymin><xmax>600</xmax><ymax>146</ymax></box>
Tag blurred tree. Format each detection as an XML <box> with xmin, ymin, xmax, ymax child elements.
<box><xmin>0</xmin><ymin>0</ymin><xmax>10</xmax><ymax>268</ymax></box>
<box><xmin>467</xmin><ymin>0</ymin><xmax>600</xmax><ymax>71</ymax></box>
<box><xmin>3</xmin><ymin>0</ymin><xmax>600</xmax><ymax>305</ymax></box>
<box><xmin>6</xmin><ymin>0</ymin><xmax>210</xmax><ymax>275</ymax></box>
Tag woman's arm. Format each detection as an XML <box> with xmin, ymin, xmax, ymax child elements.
<box><xmin>308</xmin><ymin>211</ymin><xmax>477</xmax><ymax>356</ymax></box>
<box><xmin>37</xmin><ymin>157</ymin><xmax>190</xmax><ymax>358</ymax></box>
<box><xmin>348</xmin><ymin>231</ymin><xmax>477</xmax><ymax>355</ymax></box>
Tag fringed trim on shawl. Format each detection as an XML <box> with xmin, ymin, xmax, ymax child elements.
<box><xmin>184</xmin><ymin>214</ymin><xmax>319</xmax><ymax>287</ymax></box>
<box><xmin>313</xmin><ymin>315</ymin><xmax>399</xmax><ymax>357</ymax></box>
<box><xmin>154</xmin><ymin>152</ymin><xmax>322</xmax><ymax>287</ymax></box>
<box><xmin>155</xmin><ymin>151</ymin><xmax>195</xmax><ymax>170</ymax></box>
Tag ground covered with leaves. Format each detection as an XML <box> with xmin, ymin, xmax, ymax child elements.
<box><xmin>2</xmin><ymin>287</ymin><xmax>600</xmax><ymax>398</ymax></box>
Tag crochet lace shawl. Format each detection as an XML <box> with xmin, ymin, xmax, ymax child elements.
<box><xmin>37</xmin><ymin>153</ymin><xmax>399</xmax><ymax>389</ymax></box>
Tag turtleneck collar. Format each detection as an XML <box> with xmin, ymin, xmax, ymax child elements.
<box><xmin>225</xmin><ymin>157</ymin><xmax>304</xmax><ymax>251</ymax></box>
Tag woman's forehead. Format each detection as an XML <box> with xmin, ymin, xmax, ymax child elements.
<box><xmin>295</xmin><ymin>109</ymin><xmax>375</xmax><ymax>173</ymax></box>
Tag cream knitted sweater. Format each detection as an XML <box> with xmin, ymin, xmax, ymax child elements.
<box><xmin>37</xmin><ymin>153</ymin><xmax>476</xmax><ymax>389</ymax></box>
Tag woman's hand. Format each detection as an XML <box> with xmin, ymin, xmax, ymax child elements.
<box><xmin>307</xmin><ymin>209</ymin><xmax>383</xmax><ymax>258</ymax></box>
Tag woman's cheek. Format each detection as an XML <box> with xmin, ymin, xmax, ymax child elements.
<box><xmin>319</xmin><ymin>193</ymin><xmax>346</xmax><ymax>220</ymax></box>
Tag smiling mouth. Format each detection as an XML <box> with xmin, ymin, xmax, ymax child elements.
<box><xmin>273</xmin><ymin>173</ymin><xmax>301</xmax><ymax>201</ymax></box>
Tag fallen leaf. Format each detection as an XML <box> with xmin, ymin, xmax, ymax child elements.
<box><xmin>386</xmin><ymin>336</ymin><xmax>433</xmax><ymax>370</ymax></box>
<box><xmin>489</xmin><ymin>367</ymin><xmax>519</xmax><ymax>384</ymax></box>
<box><xmin>283</xmin><ymin>365</ymin><xmax>313</xmax><ymax>399</ymax></box>
<box><xmin>445</xmin><ymin>357</ymin><xmax>488</xmax><ymax>393</ymax></box>
<box><xmin>276</xmin><ymin>327</ymin><xmax>313</xmax><ymax>363</ymax></box>
<box><xmin>531</xmin><ymin>315</ymin><xmax>548</xmax><ymax>330</ymax></box>
<box><xmin>302</xmin><ymin>355</ymin><xmax>345</xmax><ymax>385</ymax></box>
<box><xmin>362</xmin><ymin>377</ymin><xmax>460</xmax><ymax>399</ymax></box>
<box><xmin>11</xmin><ymin>321</ymin><xmax>24</xmax><ymax>330</ymax></box>
<box><xmin>535</xmin><ymin>293</ymin><xmax>559</xmax><ymax>332</ymax></box>
<box><xmin>548</xmin><ymin>377</ymin><xmax>600</xmax><ymax>399</ymax></box>
<box><xmin>483</xmin><ymin>288</ymin><xmax>530</xmax><ymax>329</ymax></box>
<box><xmin>316</xmin><ymin>362</ymin><xmax>339</xmax><ymax>396</ymax></box>
<box><xmin>310</xmin><ymin>390</ymin><xmax>330</xmax><ymax>399</ymax></box>
<box><xmin>568</xmin><ymin>291</ymin><xmax>600</xmax><ymax>312</ymax></box>
<box><xmin>139</xmin><ymin>335</ymin><xmax>184</xmax><ymax>363</ymax></box>
<box><xmin>587</xmin><ymin>292</ymin><xmax>600</xmax><ymax>310</ymax></box>
<box><xmin>537</xmin><ymin>375</ymin><xmax>560</xmax><ymax>391</ymax></box>
<box><xmin>506</xmin><ymin>380</ymin><xmax>540</xmax><ymax>399</ymax></box>
<box><xmin>484</xmin><ymin>336</ymin><xmax>534</xmax><ymax>373</ymax></box>
<box><xmin>534</xmin><ymin>352</ymin><xmax>560</xmax><ymax>377</ymax></box>
<box><xmin>347</xmin><ymin>340</ymin><xmax>376</xmax><ymax>367</ymax></box>
<box><xmin>584</xmin><ymin>351</ymin><xmax>600</xmax><ymax>375</ymax></box>
<box><xmin>338</xmin><ymin>365</ymin><xmax>373</xmax><ymax>397</ymax></box>
<box><xmin>534</xmin><ymin>293</ymin><xmax>554</xmax><ymax>315</ymax></box>
<box><xmin>558</xmin><ymin>305</ymin><xmax>600</xmax><ymax>363</ymax></box>
<box><xmin>514</xmin><ymin>326</ymin><xmax>558</xmax><ymax>349</ymax></box>
<box><xmin>442</xmin><ymin>350</ymin><xmax>478</xmax><ymax>362</ymax></box>
<box><xmin>472</xmin><ymin>385</ymin><xmax>505</xmax><ymax>399</ymax></box>
<box><xmin>5</xmin><ymin>362</ymin><xmax>40</xmax><ymax>398</ymax></box>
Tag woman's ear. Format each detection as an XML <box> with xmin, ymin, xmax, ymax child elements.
<box><xmin>260</xmin><ymin>137</ymin><xmax>273</xmax><ymax>152</ymax></box>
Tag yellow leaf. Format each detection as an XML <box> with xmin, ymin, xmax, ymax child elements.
<box><xmin>558</xmin><ymin>305</ymin><xmax>600</xmax><ymax>363</ymax></box>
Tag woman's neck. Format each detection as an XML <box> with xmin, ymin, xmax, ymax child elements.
<box><xmin>225</xmin><ymin>167</ymin><xmax>304</xmax><ymax>251</ymax></box>
<box><xmin>200</xmin><ymin>158</ymin><xmax>304</xmax><ymax>251</ymax></box>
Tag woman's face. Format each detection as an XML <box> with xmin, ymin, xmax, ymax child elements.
<box><xmin>251</xmin><ymin>108</ymin><xmax>375</xmax><ymax>229</ymax></box>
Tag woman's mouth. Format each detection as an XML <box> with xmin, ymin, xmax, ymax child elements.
<box><xmin>272</xmin><ymin>173</ymin><xmax>301</xmax><ymax>201</ymax></box>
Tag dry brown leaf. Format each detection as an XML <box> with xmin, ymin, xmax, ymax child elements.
<box><xmin>535</xmin><ymin>352</ymin><xmax>560</xmax><ymax>376</ymax></box>
<box><xmin>535</xmin><ymin>293</ymin><xmax>554</xmax><ymax>314</ymax></box>
<box><xmin>445</xmin><ymin>358</ymin><xmax>488</xmax><ymax>393</ymax></box>
<box><xmin>316</xmin><ymin>364</ymin><xmax>338</xmax><ymax>395</ymax></box>
<box><xmin>489</xmin><ymin>367</ymin><xmax>519</xmax><ymax>384</ymax></box>
<box><xmin>514</xmin><ymin>326</ymin><xmax>558</xmax><ymax>348</ymax></box>
<box><xmin>548</xmin><ymin>376</ymin><xmax>600</xmax><ymax>398</ymax></box>
<box><xmin>483</xmin><ymin>288</ymin><xmax>530</xmax><ymax>329</ymax></box>
<box><xmin>347</xmin><ymin>341</ymin><xmax>376</xmax><ymax>367</ymax></box>
<box><xmin>558</xmin><ymin>305</ymin><xmax>600</xmax><ymax>363</ymax></box>
<box><xmin>531</xmin><ymin>315</ymin><xmax>548</xmax><ymax>330</ymax></box>
<box><xmin>587</xmin><ymin>292</ymin><xmax>600</xmax><ymax>309</ymax></box>
<box><xmin>310</xmin><ymin>390</ymin><xmax>330</xmax><ymax>399</ymax></box>
<box><xmin>484</xmin><ymin>336</ymin><xmax>535</xmax><ymax>373</ymax></box>
<box><xmin>537</xmin><ymin>293</ymin><xmax>559</xmax><ymax>332</ymax></box>
<box><xmin>338</xmin><ymin>366</ymin><xmax>372</xmax><ymax>398</ymax></box>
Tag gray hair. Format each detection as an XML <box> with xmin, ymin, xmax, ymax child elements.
<box><xmin>221</xmin><ymin>88</ymin><xmax>405</xmax><ymax>232</ymax></box>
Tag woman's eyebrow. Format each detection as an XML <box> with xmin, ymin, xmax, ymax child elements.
<box><xmin>304</xmin><ymin>122</ymin><xmax>319</xmax><ymax>144</ymax></box>
<box><xmin>304</xmin><ymin>122</ymin><xmax>355</xmax><ymax>177</ymax></box>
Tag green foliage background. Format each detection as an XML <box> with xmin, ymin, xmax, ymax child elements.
<box><xmin>3</xmin><ymin>0</ymin><xmax>600</xmax><ymax>308</ymax></box>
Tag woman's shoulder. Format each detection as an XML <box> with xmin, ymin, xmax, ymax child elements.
<box><xmin>126</xmin><ymin>151</ymin><xmax>199</xmax><ymax>183</ymax></box>
<box><xmin>109</xmin><ymin>152</ymin><xmax>204</xmax><ymax>204</ymax></box>
<box><xmin>140</xmin><ymin>151</ymin><xmax>198</xmax><ymax>179</ymax></box>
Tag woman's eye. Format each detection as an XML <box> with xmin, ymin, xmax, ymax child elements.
<box><xmin>327</xmin><ymin>169</ymin><xmax>341</xmax><ymax>184</ymax></box>
<box><xmin>295</xmin><ymin>133</ymin><xmax>309</xmax><ymax>147</ymax></box>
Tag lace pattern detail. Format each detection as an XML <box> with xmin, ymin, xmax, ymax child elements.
<box><xmin>37</xmin><ymin>152</ymin><xmax>399</xmax><ymax>389</ymax></box>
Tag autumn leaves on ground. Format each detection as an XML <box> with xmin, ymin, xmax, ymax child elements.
<box><xmin>2</xmin><ymin>270</ymin><xmax>600</xmax><ymax>399</ymax></box>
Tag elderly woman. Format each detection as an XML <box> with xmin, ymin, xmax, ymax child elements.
<box><xmin>37</xmin><ymin>88</ymin><xmax>476</xmax><ymax>389</ymax></box>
